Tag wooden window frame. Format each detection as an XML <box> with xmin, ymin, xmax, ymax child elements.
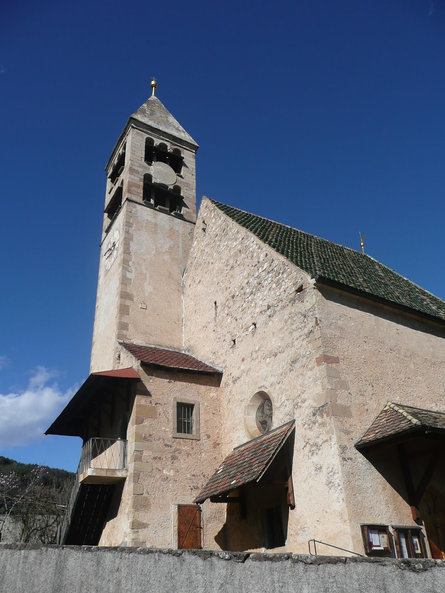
<box><xmin>393</xmin><ymin>526</ymin><xmax>427</xmax><ymax>559</ymax></box>
<box><xmin>361</xmin><ymin>524</ymin><xmax>393</xmax><ymax>556</ymax></box>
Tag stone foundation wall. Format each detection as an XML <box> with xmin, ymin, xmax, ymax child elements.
<box><xmin>1</xmin><ymin>545</ymin><xmax>445</xmax><ymax>593</ymax></box>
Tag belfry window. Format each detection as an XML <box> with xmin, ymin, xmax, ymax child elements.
<box><xmin>109</xmin><ymin>147</ymin><xmax>126</xmax><ymax>184</ymax></box>
<box><xmin>143</xmin><ymin>174</ymin><xmax>183</xmax><ymax>214</ymax></box>
<box><xmin>105</xmin><ymin>184</ymin><xmax>123</xmax><ymax>221</ymax></box>
<box><xmin>156</xmin><ymin>143</ymin><xmax>169</xmax><ymax>164</ymax></box>
<box><xmin>170</xmin><ymin>148</ymin><xmax>183</xmax><ymax>174</ymax></box>
<box><xmin>145</xmin><ymin>138</ymin><xmax>155</xmax><ymax>164</ymax></box>
<box><xmin>144</xmin><ymin>139</ymin><xmax>183</xmax><ymax>174</ymax></box>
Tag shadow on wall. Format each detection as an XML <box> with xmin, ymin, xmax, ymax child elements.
<box><xmin>215</xmin><ymin>432</ymin><xmax>295</xmax><ymax>551</ymax></box>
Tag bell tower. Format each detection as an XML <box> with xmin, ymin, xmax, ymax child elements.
<box><xmin>91</xmin><ymin>80</ymin><xmax>199</xmax><ymax>372</ymax></box>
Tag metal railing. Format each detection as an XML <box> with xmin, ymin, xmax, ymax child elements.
<box><xmin>57</xmin><ymin>438</ymin><xmax>127</xmax><ymax>544</ymax></box>
<box><xmin>79</xmin><ymin>437</ymin><xmax>127</xmax><ymax>476</ymax></box>
<box><xmin>308</xmin><ymin>539</ymin><xmax>364</xmax><ymax>557</ymax></box>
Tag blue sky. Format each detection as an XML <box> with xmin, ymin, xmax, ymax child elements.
<box><xmin>1</xmin><ymin>0</ymin><xmax>444</xmax><ymax>472</ymax></box>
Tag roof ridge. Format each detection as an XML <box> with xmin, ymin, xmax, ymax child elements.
<box><xmin>386</xmin><ymin>402</ymin><xmax>421</xmax><ymax>425</ymax></box>
<box><xmin>211</xmin><ymin>200</ymin><xmax>445</xmax><ymax>289</ymax></box>
<box><xmin>119</xmin><ymin>339</ymin><xmax>205</xmax><ymax>360</ymax></box>
<box><xmin>119</xmin><ymin>339</ymin><xmax>185</xmax><ymax>354</ymax></box>
<box><xmin>233</xmin><ymin>419</ymin><xmax>295</xmax><ymax>451</ymax></box>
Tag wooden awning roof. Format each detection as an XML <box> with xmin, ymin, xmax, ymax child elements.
<box><xmin>356</xmin><ymin>402</ymin><xmax>445</xmax><ymax>449</ymax></box>
<box><xmin>194</xmin><ymin>420</ymin><xmax>294</xmax><ymax>504</ymax></box>
<box><xmin>45</xmin><ymin>368</ymin><xmax>140</xmax><ymax>438</ymax></box>
<box><xmin>120</xmin><ymin>342</ymin><xmax>222</xmax><ymax>375</ymax></box>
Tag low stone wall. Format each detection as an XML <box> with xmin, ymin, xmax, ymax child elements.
<box><xmin>1</xmin><ymin>545</ymin><xmax>444</xmax><ymax>593</ymax></box>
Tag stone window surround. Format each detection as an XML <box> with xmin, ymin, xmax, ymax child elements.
<box><xmin>172</xmin><ymin>396</ymin><xmax>200</xmax><ymax>440</ymax></box>
<box><xmin>244</xmin><ymin>391</ymin><xmax>273</xmax><ymax>438</ymax></box>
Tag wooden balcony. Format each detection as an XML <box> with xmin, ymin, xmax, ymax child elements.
<box><xmin>79</xmin><ymin>437</ymin><xmax>128</xmax><ymax>484</ymax></box>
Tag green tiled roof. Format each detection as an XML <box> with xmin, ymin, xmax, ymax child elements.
<box><xmin>212</xmin><ymin>200</ymin><xmax>445</xmax><ymax>323</ymax></box>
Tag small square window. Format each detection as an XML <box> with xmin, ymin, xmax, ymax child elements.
<box><xmin>173</xmin><ymin>399</ymin><xmax>200</xmax><ymax>440</ymax></box>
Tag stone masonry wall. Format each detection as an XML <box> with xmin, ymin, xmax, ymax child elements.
<box><xmin>316</xmin><ymin>285</ymin><xmax>445</xmax><ymax>553</ymax></box>
<box><xmin>1</xmin><ymin>545</ymin><xmax>445</xmax><ymax>593</ymax></box>
<box><xmin>92</xmin><ymin>116</ymin><xmax>197</xmax><ymax>371</ymax></box>
<box><xmin>183</xmin><ymin>199</ymin><xmax>354</xmax><ymax>553</ymax></box>
<box><xmin>91</xmin><ymin>198</ymin><xmax>195</xmax><ymax>371</ymax></box>
<box><xmin>99</xmin><ymin>363</ymin><xmax>225</xmax><ymax>549</ymax></box>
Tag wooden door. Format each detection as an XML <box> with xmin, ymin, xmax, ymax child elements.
<box><xmin>177</xmin><ymin>504</ymin><xmax>202</xmax><ymax>549</ymax></box>
<box><xmin>421</xmin><ymin>485</ymin><xmax>445</xmax><ymax>559</ymax></box>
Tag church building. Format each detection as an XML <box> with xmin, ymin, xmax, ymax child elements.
<box><xmin>47</xmin><ymin>80</ymin><xmax>445</xmax><ymax>559</ymax></box>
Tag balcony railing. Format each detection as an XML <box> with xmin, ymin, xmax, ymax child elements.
<box><xmin>79</xmin><ymin>438</ymin><xmax>127</xmax><ymax>483</ymax></box>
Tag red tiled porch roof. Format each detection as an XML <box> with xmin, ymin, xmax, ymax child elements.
<box><xmin>92</xmin><ymin>368</ymin><xmax>140</xmax><ymax>378</ymax></box>
<box><xmin>194</xmin><ymin>420</ymin><xmax>295</xmax><ymax>504</ymax></box>
<box><xmin>120</xmin><ymin>342</ymin><xmax>221</xmax><ymax>374</ymax></box>
<box><xmin>356</xmin><ymin>402</ymin><xmax>445</xmax><ymax>449</ymax></box>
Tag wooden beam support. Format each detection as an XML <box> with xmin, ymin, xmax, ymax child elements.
<box><xmin>209</xmin><ymin>496</ymin><xmax>241</xmax><ymax>504</ymax></box>
<box><xmin>398</xmin><ymin>443</ymin><xmax>420</xmax><ymax>521</ymax></box>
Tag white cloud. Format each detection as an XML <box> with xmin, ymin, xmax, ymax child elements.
<box><xmin>0</xmin><ymin>367</ymin><xmax>75</xmax><ymax>448</ymax></box>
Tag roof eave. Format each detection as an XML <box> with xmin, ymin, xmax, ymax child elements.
<box><xmin>313</xmin><ymin>275</ymin><xmax>445</xmax><ymax>327</ymax></box>
<box><xmin>104</xmin><ymin>117</ymin><xmax>199</xmax><ymax>172</ymax></box>
<box><xmin>194</xmin><ymin>421</ymin><xmax>295</xmax><ymax>504</ymax></box>
<box><xmin>354</xmin><ymin>425</ymin><xmax>445</xmax><ymax>450</ymax></box>
<box><xmin>141</xmin><ymin>361</ymin><xmax>222</xmax><ymax>376</ymax></box>
<box><xmin>45</xmin><ymin>369</ymin><xmax>140</xmax><ymax>438</ymax></box>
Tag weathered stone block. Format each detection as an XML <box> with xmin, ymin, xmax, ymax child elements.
<box><xmin>132</xmin><ymin>483</ymin><xmax>144</xmax><ymax>495</ymax></box>
<box><xmin>133</xmin><ymin>461</ymin><xmax>153</xmax><ymax>472</ymax></box>
<box><xmin>316</xmin><ymin>354</ymin><xmax>340</xmax><ymax>366</ymax></box>
<box><xmin>130</xmin><ymin>519</ymin><xmax>148</xmax><ymax>530</ymax></box>
<box><xmin>329</xmin><ymin>403</ymin><xmax>352</xmax><ymax>418</ymax></box>
<box><xmin>133</xmin><ymin>496</ymin><xmax>151</xmax><ymax>511</ymax></box>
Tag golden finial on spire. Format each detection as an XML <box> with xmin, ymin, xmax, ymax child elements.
<box><xmin>151</xmin><ymin>77</ymin><xmax>157</xmax><ymax>97</ymax></box>
<box><xmin>359</xmin><ymin>231</ymin><xmax>366</xmax><ymax>254</ymax></box>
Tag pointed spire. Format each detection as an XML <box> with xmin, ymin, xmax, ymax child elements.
<box><xmin>130</xmin><ymin>87</ymin><xmax>198</xmax><ymax>147</ymax></box>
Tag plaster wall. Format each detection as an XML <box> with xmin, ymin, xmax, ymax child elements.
<box><xmin>91</xmin><ymin>116</ymin><xmax>197</xmax><ymax>372</ymax></box>
<box><xmin>90</xmin><ymin>210</ymin><xmax>125</xmax><ymax>372</ymax></box>
<box><xmin>99</xmin><ymin>364</ymin><xmax>225</xmax><ymax>549</ymax></box>
<box><xmin>91</xmin><ymin>199</ymin><xmax>195</xmax><ymax>371</ymax></box>
<box><xmin>1</xmin><ymin>545</ymin><xmax>445</xmax><ymax>593</ymax></box>
<box><xmin>116</xmin><ymin>200</ymin><xmax>194</xmax><ymax>351</ymax></box>
<box><xmin>183</xmin><ymin>199</ymin><xmax>354</xmax><ymax>554</ymax></box>
<box><xmin>316</xmin><ymin>286</ymin><xmax>445</xmax><ymax>552</ymax></box>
